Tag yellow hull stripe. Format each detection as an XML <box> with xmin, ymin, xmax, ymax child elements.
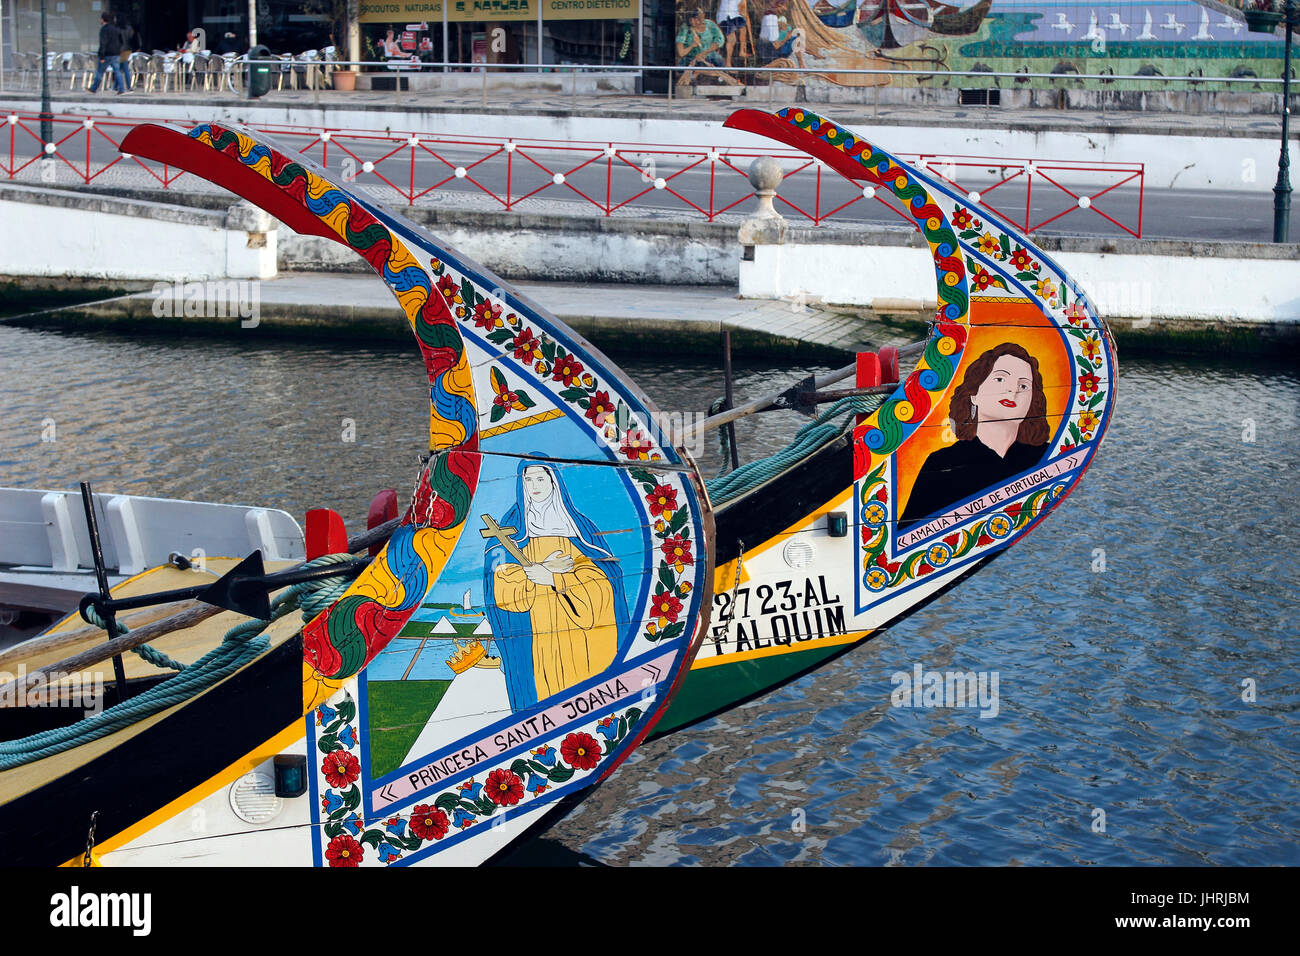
<box><xmin>62</xmin><ymin>720</ymin><xmax>308</xmax><ymax>866</ymax></box>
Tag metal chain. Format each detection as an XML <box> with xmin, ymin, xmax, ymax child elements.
<box><xmin>83</xmin><ymin>810</ymin><xmax>99</xmax><ymax>867</ymax></box>
<box><xmin>407</xmin><ymin>452</ymin><xmax>440</xmax><ymax>529</ymax></box>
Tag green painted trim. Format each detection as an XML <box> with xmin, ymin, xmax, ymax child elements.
<box><xmin>653</xmin><ymin>642</ymin><xmax>852</xmax><ymax>738</ymax></box>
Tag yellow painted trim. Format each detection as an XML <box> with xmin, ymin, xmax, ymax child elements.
<box><xmin>62</xmin><ymin>720</ymin><xmax>309</xmax><ymax>865</ymax></box>
<box><xmin>690</xmin><ymin>629</ymin><xmax>872</xmax><ymax>669</ymax></box>
<box><xmin>480</xmin><ymin>408</ymin><xmax>565</xmax><ymax>439</ymax></box>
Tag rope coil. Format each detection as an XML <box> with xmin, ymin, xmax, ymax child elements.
<box><xmin>705</xmin><ymin>393</ymin><xmax>881</xmax><ymax>506</ymax></box>
<box><xmin>0</xmin><ymin>554</ymin><xmax>357</xmax><ymax>771</ymax></box>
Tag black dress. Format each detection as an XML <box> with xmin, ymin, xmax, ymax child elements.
<box><xmin>898</xmin><ymin>439</ymin><xmax>1045</xmax><ymax>532</ymax></box>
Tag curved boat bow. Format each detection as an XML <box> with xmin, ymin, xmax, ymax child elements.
<box><xmin>0</xmin><ymin>122</ymin><xmax>714</xmax><ymax>867</ymax></box>
<box><xmin>654</xmin><ymin>107</ymin><xmax>1117</xmax><ymax>735</ymax></box>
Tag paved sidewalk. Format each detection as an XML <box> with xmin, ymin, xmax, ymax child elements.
<box><xmin>32</xmin><ymin>272</ymin><xmax>917</xmax><ymax>359</ymax></box>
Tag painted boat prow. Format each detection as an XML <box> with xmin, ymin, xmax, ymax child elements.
<box><xmin>0</xmin><ymin>123</ymin><xmax>715</xmax><ymax>867</ymax></box>
<box><xmin>657</xmin><ymin>107</ymin><xmax>1117</xmax><ymax>736</ymax></box>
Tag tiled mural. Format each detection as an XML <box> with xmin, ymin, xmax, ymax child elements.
<box><xmin>673</xmin><ymin>0</ymin><xmax>1289</xmax><ymax>89</ymax></box>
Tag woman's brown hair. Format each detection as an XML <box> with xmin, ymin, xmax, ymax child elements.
<box><xmin>950</xmin><ymin>342</ymin><xmax>1049</xmax><ymax>446</ymax></box>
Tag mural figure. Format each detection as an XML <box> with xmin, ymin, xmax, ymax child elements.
<box><xmin>676</xmin><ymin>8</ymin><xmax>743</xmax><ymax>85</ymax></box>
<box><xmin>718</xmin><ymin>0</ymin><xmax>754</xmax><ymax>67</ymax></box>
<box><xmin>680</xmin><ymin>1</ymin><xmax>1280</xmax><ymax>93</ymax></box>
<box><xmin>758</xmin><ymin>2</ymin><xmax>809</xmax><ymax>68</ymax></box>
<box><xmin>483</xmin><ymin>460</ymin><xmax>630</xmax><ymax>712</ymax></box>
<box><xmin>899</xmin><ymin>343</ymin><xmax>1049</xmax><ymax>530</ymax></box>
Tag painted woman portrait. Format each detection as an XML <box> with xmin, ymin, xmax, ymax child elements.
<box><xmin>898</xmin><ymin>343</ymin><xmax>1050</xmax><ymax>531</ymax></box>
<box><xmin>483</xmin><ymin>459</ymin><xmax>629</xmax><ymax>713</ymax></box>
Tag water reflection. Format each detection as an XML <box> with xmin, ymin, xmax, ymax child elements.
<box><xmin>2</xmin><ymin>325</ymin><xmax>1296</xmax><ymax>866</ymax></box>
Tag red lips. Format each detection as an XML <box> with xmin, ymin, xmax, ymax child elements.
<box><xmin>999</xmin><ymin>399</ymin><xmax>1018</xmax><ymax>408</ymax></box>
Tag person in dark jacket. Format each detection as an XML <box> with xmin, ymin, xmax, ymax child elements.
<box><xmin>89</xmin><ymin>11</ymin><xmax>126</xmax><ymax>93</ymax></box>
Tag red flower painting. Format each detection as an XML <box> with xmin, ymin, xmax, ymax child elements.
<box><xmin>585</xmin><ymin>390</ymin><xmax>615</xmax><ymax>427</ymax></box>
<box><xmin>436</xmin><ymin>274</ymin><xmax>458</xmax><ymax>302</ymax></box>
<box><xmin>511</xmin><ymin>328</ymin><xmax>540</xmax><ymax>364</ymax></box>
<box><xmin>322</xmin><ymin>750</ymin><xmax>360</xmax><ymax>789</ymax></box>
<box><xmin>409</xmin><ymin>805</ymin><xmax>450</xmax><ymax>841</ymax></box>
<box><xmin>1008</xmin><ymin>247</ymin><xmax>1034</xmax><ymax>272</ymax></box>
<box><xmin>561</xmin><ymin>732</ymin><xmax>602</xmax><ymax>771</ymax></box>
<box><xmin>620</xmin><ymin>431</ymin><xmax>653</xmax><ymax>461</ymax></box>
<box><xmin>552</xmin><ymin>355</ymin><xmax>585</xmax><ymax>387</ymax></box>
<box><xmin>325</xmin><ymin>833</ymin><xmax>363</xmax><ymax>867</ymax></box>
<box><xmin>472</xmin><ymin>300</ymin><xmax>502</xmax><ymax>330</ymax></box>
<box><xmin>651</xmin><ymin>591</ymin><xmax>683</xmax><ymax>623</ymax></box>
<box><xmin>646</xmin><ymin>484</ymin><xmax>678</xmax><ymax>516</ymax></box>
<box><xmin>485</xmin><ymin>768</ymin><xmax>525</xmax><ymax>807</ymax></box>
<box><xmin>661</xmin><ymin>535</ymin><xmax>693</xmax><ymax>570</ymax></box>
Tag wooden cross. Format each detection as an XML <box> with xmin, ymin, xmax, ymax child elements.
<box><xmin>480</xmin><ymin>514</ymin><xmax>531</xmax><ymax>565</ymax></box>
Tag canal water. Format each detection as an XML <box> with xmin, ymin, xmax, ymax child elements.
<box><xmin>1</xmin><ymin>322</ymin><xmax>1296</xmax><ymax>866</ymax></box>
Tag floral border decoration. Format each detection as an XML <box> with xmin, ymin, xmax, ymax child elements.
<box><xmin>955</xmin><ymin>203</ymin><xmax>1063</xmax><ymax>307</ymax></box>
<box><xmin>314</xmin><ymin>691</ymin><xmax>644</xmax><ymax>867</ymax></box>
<box><xmin>432</xmin><ymin>260</ymin><xmax>665</xmax><ymax>463</ymax></box>
<box><xmin>630</xmin><ymin>469</ymin><xmax>697</xmax><ymax>645</ymax></box>
<box><xmin>858</xmin><ymin>463</ymin><xmax>1071</xmax><ymax>593</ymax></box>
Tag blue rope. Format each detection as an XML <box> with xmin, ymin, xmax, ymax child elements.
<box><xmin>705</xmin><ymin>394</ymin><xmax>882</xmax><ymax>507</ymax></box>
<box><xmin>0</xmin><ymin>554</ymin><xmax>358</xmax><ymax>770</ymax></box>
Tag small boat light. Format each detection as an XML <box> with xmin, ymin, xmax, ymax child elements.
<box><xmin>274</xmin><ymin>754</ymin><xmax>309</xmax><ymax>798</ymax></box>
<box><xmin>827</xmin><ymin>512</ymin><xmax>848</xmax><ymax>537</ymax></box>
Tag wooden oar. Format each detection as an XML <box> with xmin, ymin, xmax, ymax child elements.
<box><xmin>0</xmin><ymin>516</ymin><xmax>403</xmax><ymax>703</ymax></box>
<box><xmin>685</xmin><ymin>338</ymin><xmax>928</xmax><ymax>442</ymax></box>
<box><xmin>0</xmin><ymin>599</ymin><xmax>199</xmax><ymax>673</ymax></box>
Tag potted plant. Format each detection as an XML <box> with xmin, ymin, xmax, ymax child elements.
<box><xmin>306</xmin><ymin>0</ymin><xmax>359</xmax><ymax>88</ymax></box>
<box><xmin>1243</xmin><ymin>0</ymin><xmax>1284</xmax><ymax>33</ymax></box>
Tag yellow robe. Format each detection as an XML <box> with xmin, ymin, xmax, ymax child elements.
<box><xmin>493</xmin><ymin>536</ymin><xmax>618</xmax><ymax>700</ymax></box>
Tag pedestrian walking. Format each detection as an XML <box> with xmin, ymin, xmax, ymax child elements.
<box><xmin>89</xmin><ymin>11</ymin><xmax>126</xmax><ymax>94</ymax></box>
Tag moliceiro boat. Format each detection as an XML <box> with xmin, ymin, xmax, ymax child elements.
<box><xmin>657</xmin><ymin>107</ymin><xmax>1116</xmax><ymax>734</ymax></box>
<box><xmin>0</xmin><ymin>107</ymin><xmax>1115</xmax><ymax>866</ymax></box>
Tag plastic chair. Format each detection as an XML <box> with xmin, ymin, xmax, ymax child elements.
<box><xmin>298</xmin><ymin>49</ymin><xmax>318</xmax><ymax>90</ymax></box>
<box><xmin>129</xmin><ymin>52</ymin><xmax>151</xmax><ymax>90</ymax></box>
<box><xmin>156</xmin><ymin>53</ymin><xmax>176</xmax><ymax>93</ymax></box>
<box><xmin>177</xmin><ymin>51</ymin><xmax>194</xmax><ymax>91</ymax></box>
<box><xmin>222</xmin><ymin>53</ymin><xmax>240</xmax><ymax>93</ymax></box>
<box><xmin>69</xmin><ymin>52</ymin><xmax>92</xmax><ymax>90</ymax></box>
<box><xmin>276</xmin><ymin>54</ymin><xmax>296</xmax><ymax>91</ymax></box>
<box><xmin>189</xmin><ymin>52</ymin><xmax>209</xmax><ymax>90</ymax></box>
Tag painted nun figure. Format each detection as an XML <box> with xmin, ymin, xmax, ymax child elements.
<box><xmin>483</xmin><ymin>459</ymin><xmax>629</xmax><ymax>712</ymax></box>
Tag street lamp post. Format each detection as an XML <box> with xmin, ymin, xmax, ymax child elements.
<box><xmin>39</xmin><ymin>0</ymin><xmax>52</xmax><ymax>147</ymax></box>
<box><xmin>1273</xmin><ymin>1</ymin><xmax>1296</xmax><ymax>243</ymax></box>
<box><xmin>1249</xmin><ymin>0</ymin><xmax>1297</xmax><ymax>242</ymax></box>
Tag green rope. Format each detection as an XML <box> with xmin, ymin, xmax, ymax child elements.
<box><xmin>707</xmin><ymin>396</ymin><xmax>733</xmax><ymax>480</ymax></box>
<box><xmin>78</xmin><ymin>605</ymin><xmax>186</xmax><ymax>673</ymax></box>
<box><xmin>0</xmin><ymin>554</ymin><xmax>357</xmax><ymax>771</ymax></box>
<box><xmin>705</xmin><ymin>394</ymin><xmax>882</xmax><ymax>507</ymax></box>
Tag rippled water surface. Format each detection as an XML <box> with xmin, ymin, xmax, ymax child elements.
<box><xmin>1</xmin><ymin>323</ymin><xmax>1296</xmax><ymax>866</ymax></box>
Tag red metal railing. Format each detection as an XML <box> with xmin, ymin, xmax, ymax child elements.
<box><xmin>1</xmin><ymin>111</ymin><xmax>1146</xmax><ymax>237</ymax></box>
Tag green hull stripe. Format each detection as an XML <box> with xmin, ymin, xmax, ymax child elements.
<box><xmin>654</xmin><ymin>643</ymin><xmax>849</xmax><ymax>738</ymax></box>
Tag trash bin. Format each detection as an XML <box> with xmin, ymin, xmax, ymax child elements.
<box><xmin>247</xmin><ymin>45</ymin><xmax>273</xmax><ymax>99</ymax></box>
